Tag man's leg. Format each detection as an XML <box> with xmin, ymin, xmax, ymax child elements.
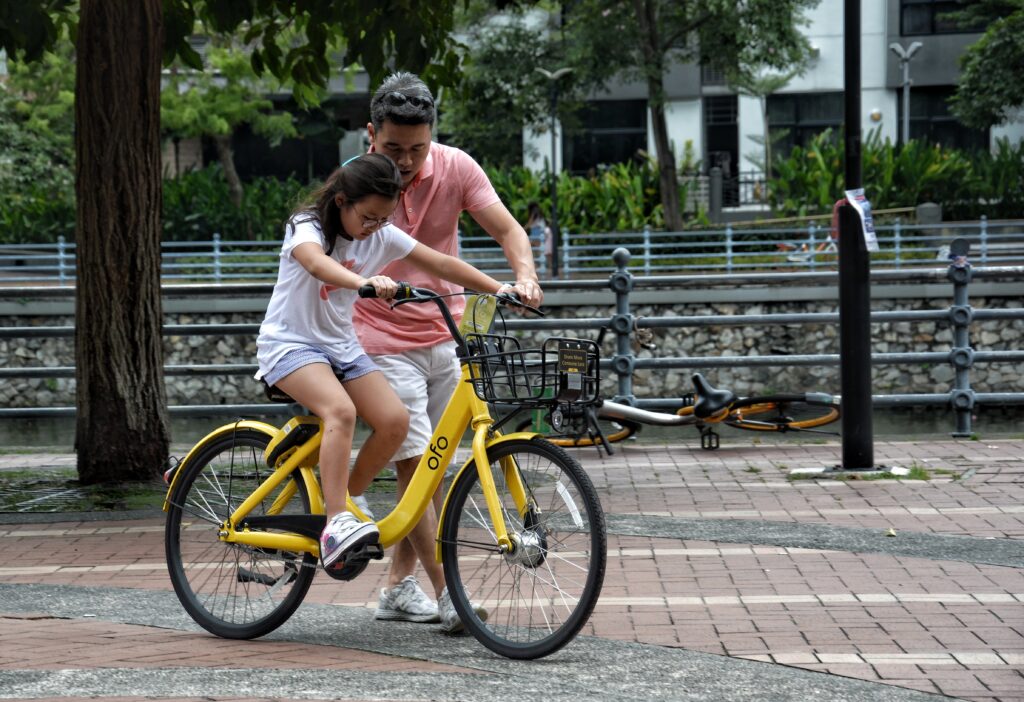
<box><xmin>388</xmin><ymin>455</ymin><xmax>445</xmax><ymax>596</ymax></box>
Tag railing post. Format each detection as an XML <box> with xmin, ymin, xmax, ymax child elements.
<box><xmin>643</xmin><ymin>225</ymin><xmax>651</xmax><ymax>276</ymax></box>
<box><xmin>978</xmin><ymin>215</ymin><xmax>988</xmax><ymax>265</ymax></box>
<box><xmin>56</xmin><ymin>236</ymin><xmax>67</xmax><ymax>284</ymax></box>
<box><xmin>807</xmin><ymin>222</ymin><xmax>817</xmax><ymax>271</ymax></box>
<box><xmin>946</xmin><ymin>238</ymin><xmax>974</xmax><ymax>437</ymax></box>
<box><xmin>562</xmin><ymin>228</ymin><xmax>570</xmax><ymax>279</ymax></box>
<box><xmin>609</xmin><ymin>248</ymin><xmax>635</xmax><ymax>405</ymax></box>
<box><xmin>893</xmin><ymin>217</ymin><xmax>902</xmax><ymax>268</ymax></box>
<box><xmin>213</xmin><ymin>233</ymin><xmax>222</xmax><ymax>283</ymax></box>
<box><xmin>725</xmin><ymin>224</ymin><xmax>733</xmax><ymax>274</ymax></box>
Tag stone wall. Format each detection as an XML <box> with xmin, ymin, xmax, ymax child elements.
<box><xmin>1</xmin><ymin>294</ymin><xmax>1021</xmax><ymax>409</ymax></box>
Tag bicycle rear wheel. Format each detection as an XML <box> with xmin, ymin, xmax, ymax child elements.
<box><xmin>440</xmin><ymin>438</ymin><xmax>606</xmax><ymax>659</ymax></box>
<box><xmin>725</xmin><ymin>395</ymin><xmax>839</xmax><ymax>431</ymax></box>
<box><xmin>514</xmin><ymin>413</ymin><xmax>640</xmax><ymax>448</ymax></box>
<box><xmin>165</xmin><ymin>428</ymin><xmax>317</xmax><ymax>639</ymax></box>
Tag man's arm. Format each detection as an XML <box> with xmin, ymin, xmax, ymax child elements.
<box><xmin>469</xmin><ymin>201</ymin><xmax>543</xmax><ymax>307</ymax></box>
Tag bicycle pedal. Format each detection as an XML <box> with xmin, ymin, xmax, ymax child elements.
<box><xmin>322</xmin><ymin>542</ymin><xmax>384</xmax><ymax>582</ymax></box>
<box><xmin>700</xmin><ymin>429</ymin><xmax>720</xmax><ymax>451</ymax></box>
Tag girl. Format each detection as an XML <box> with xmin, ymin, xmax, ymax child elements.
<box><xmin>255</xmin><ymin>153</ymin><xmax>507</xmax><ymax>570</ymax></box>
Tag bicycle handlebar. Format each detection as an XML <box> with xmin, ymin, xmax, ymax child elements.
<box><xmin>357</xmin><ymin>282</ymin><xmax>542</xmax><ymax>350</ymax></box>
<box><xmin>357</xmin><ymin>282</ymin><xmax>541</xmax><ymax>315</ymax></box>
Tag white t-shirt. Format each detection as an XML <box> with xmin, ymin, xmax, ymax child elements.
<box><xmin>255</xmin><ymin>216</ymin><xmax>417</xmax><ymax>380</ymax></box>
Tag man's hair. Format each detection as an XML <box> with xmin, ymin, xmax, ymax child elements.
<box><xmin>370</xmin><ymin>72</ymin><xmax>436</xmax><ymax>130</ymax></box>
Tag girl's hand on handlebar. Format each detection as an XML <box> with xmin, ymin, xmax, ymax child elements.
<box><xmin>361</xmin><ymin>275</ymin><xmax>398</xmax><ymax>300</ymax></box>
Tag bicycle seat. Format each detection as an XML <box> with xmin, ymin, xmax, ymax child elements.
<box><xmin>691</xmin><ymin>373</ymin><xmax>736</xmax><ymax>419</ymax></box>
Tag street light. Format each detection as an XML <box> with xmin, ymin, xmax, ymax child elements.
<box><xmin>889</xmin><ymin>41</ymin><xmax>922</xmax><ymax>145</ymax></box>
<box><xmin>535</xmin><ymin>66</ymin><xmax>573</xmax><ymax>277</ymax></box>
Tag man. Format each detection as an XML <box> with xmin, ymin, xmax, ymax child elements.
<box><xmin>350</xmin><ymin>72</ymin><xmax>543</xmax><ymax>633</ymax></box>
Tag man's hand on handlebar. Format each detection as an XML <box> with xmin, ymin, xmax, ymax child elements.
<box><xmin>510</xmin><ymin>278</ymin><xmax>543</xmax><ymax>308</ymax></box>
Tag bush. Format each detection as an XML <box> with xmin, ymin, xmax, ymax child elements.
<box><xmin>163</xmin><ymin>166</ymin><xmax>309</xmax><ymax>242</ymax></box>
<box><xmin>470</xmin><ymin>159</ymin><xmax>674</xmax><ymax>238</ymax></box>
<box><xmin>769</xmin><ymin>129</ymin><xmax>1023</xmax><ymax>220</ymax></box>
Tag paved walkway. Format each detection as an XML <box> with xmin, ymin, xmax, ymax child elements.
<box><xmin>1</xmin><ymin>437</ymin><xmax>1022</xmax><ymax>701</ymax></box>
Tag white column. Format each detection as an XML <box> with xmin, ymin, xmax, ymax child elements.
<box><xmin>655</xmin><ymin>99</ymin><xmax>702</xmax><ymax>168</ymax></box>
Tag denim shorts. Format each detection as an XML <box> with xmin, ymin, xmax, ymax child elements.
<box><xmin>263</xmin><ymin>345</ymin><xmax>379</xmax><ymax>387</ymax></box>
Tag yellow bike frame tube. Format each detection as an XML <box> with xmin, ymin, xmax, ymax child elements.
<box><xmin>470</xmin><ymin>412</ymin><xmax>512</xmax><ymax>552</ymax></box>
<box><xmin>375</xmin><ymin>376</ymin><xmax>473</xmax><ymax>548</ymax></box>
<box><xmin>226</xmin><ymin>432</ymin><xmax>321</xmax><ymax>532</ymax></box>
<box><xmin>163</xmin><ymin>420</ymin><xmax>279</xmax><ymax>511</ymax></box>
<box><xmin>501</xmin><ymin>453</ymin><xmax>530</xmax><ymax>520</ymax></box>
<box><xmin>434</xmin><ymin>431</ymin><xmax>537</xmax><ymax>562</ymax></box>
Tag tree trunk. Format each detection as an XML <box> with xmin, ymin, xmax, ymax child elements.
<box><xmin>648</xmin><ymin>86</ymin><xmax>683</xmax><ymax>232</ymax></box>
<box><xmin>214</xmin><ymin>134</ymin><xmax>244</xmax><ymax>209</ymax></box>
<box><xmin>632</xmin><ymin>0</ymin><xmax>683</xmax><ymax>232</ymax></box>
<box><xmin>74</xmin><ymin>0</ymin><xmax>169</xmax><ymax>484</ymax></box>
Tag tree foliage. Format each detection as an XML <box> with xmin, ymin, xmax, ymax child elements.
<box><xmin>560</xmin><ymin>0</ymin><xmax>817</xmax><ymax>231</ymax></box>
<box><xmin>949</xmin><ymin>0</ymin><xmax>1024</xmax><ymax>128</ymax></box>
<box><xmin>0</xmin><ymin>0</ymin><xmax>473</xmax><ymax>484</ymax></box>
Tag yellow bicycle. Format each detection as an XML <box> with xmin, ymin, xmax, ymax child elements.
<box><xmin>163</xmin><ymin>286</ymin><xmax>606</xmax><ymax>659</ymax></box>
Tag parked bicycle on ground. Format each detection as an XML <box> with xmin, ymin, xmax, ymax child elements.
<box><xmin>162</xmin><ymin>287</ymin><xmax>606</xmax><ymax>660</ymax></box>
<box><xmin>519</xmin><ymin>371</ymin><xmax>840</xmax><ymax>454</ymax></box>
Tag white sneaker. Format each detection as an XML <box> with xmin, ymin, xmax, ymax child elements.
<box><xmin>319</xmin><ymin>512</ymin><xmax>379</xmax><ymax>569</ymax></box>
<box><xmin>438</xmin><ymin>586</ymin><xmax>488</xmax><ymax>634</ymax></box>
<box><xmin>375</xmin><ymin>575</ymin><xmax>440</xmax><ymax>623</ymax></box>
<box><xmin>351</xmin><ymin>494</ymin><xmax>375</xmax><ymax>520</ymax></box>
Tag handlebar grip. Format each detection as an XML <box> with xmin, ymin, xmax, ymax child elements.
<box><xmin>357</xmin><ymin>281</ymin><xmax>414</xmax><ymax>299</ymax></box>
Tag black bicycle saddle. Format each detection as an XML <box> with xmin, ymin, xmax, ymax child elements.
<box><xmin>691</xmin><ymin>373</ymin><xmax>736</xmax><ymax>419</ymax></box>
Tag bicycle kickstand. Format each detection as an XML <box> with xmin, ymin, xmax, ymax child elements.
<box><xmin>699</xmin><ymin>425</ymin><xmax>720</xmax><ymax>451</ymax></box>
<box><xmin>585</xmin><ymin>405</ymin><xmax>615</xmax><ymax>457</ymax></box>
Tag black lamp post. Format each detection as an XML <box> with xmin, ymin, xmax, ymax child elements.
<box><xmin>536</xmin><ymin>66</ymin><xmax>572</xmax><ymax>277</ymax></box>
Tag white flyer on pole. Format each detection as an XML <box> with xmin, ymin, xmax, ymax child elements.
<box><xmin>844</xmin><ymin>188</ymin><xmax>880</xmax><ymax>252</ymax></box>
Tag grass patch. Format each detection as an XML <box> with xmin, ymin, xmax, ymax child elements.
<box><xmin>744</xmin><ymin>466</ymin><xmax>761</xmax><ymax>474</ymax></box>
<box><xmin>0</xmin><ymin>472</ymin><xmax>167</xmax><ymax>513</ymax></box>
<box><xmin>787</xmin><ymin>465</ymin><xmax>934</xmax><ymax>481</ymax></box>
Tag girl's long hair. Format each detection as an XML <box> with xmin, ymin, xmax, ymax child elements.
<box><xmin>290</xmin><ymin>153</ymin><xmax>402</xmax><ymax>255</ymax></box>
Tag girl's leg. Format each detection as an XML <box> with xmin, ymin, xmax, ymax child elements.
<box><xmin>343</xmin><ymin>371</ymin><xmax>410</xmax><ymax>496</ymax></box>
<box><xmin>273</xmin><ymin>363</ymin><xmax>357</xmax><ymax>516</ymax></box>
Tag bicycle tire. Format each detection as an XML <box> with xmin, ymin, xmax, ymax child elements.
<box><xmin>440</xmin><ymin>438</ymin><xmax>606</xmax><ymax>659</ymax></box>
<box><xmin>513</xmin><ymin>416</ymin><xmax>641</xmax><ymax>448</ymax></box>
<box><xmin>725</xmin><ymin>395</ymin><xmax>839</xmax><ymax>431</ymax></box>
<box><xmin>165</xmin><ymin>427</ymin><xmax>318</xmax><ymax>639</ymax></box>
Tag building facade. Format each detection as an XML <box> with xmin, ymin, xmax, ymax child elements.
<box><xmin>523</xmin><ymin>0</ymin><xmax>1024</xmax><ymax>181</ymax></box>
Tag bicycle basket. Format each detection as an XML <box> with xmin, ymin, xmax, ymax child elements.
<box><xmin>465</xmin><ymin>334</ymin><xmax>600</xmax><ymax>407</ymax></box>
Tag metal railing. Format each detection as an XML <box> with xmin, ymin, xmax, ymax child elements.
<box><xmin>3</xmin><ymin>218</ymin><xmax>1022</xmax><ymax>284</ymax></box>
<box><xmin>0</xmin><ymin>245</ymin><xmax>1021</xmax><ymax>435</ymax></box>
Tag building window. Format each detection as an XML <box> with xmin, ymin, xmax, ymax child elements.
<box><xmin>565</xmin><ymin>99</ymin><xmax>647</xmax><ymax>175</ymax></box>
<box><xmin>899</xmin><ymin>85</ymin><xmax>989</xmax><ymax>151</ymax></box>
<box><xmin>702</xmin><ymin>63</ymin><xmax>727</xmax><ymax>87</ymax></box>
<box><xmin>766</xmin><ymin>92</ymin><xmax>844</xmax><ymax>159</ymax></box>
<box><xmin>900</xmin><ymin>1</ymin><xmax>987</xmax><ymax>36</ymax></box>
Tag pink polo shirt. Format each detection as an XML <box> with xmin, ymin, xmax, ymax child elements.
<box><xmin>354</xmin><ymin>142</ymin><xmax>500</xmax><ymax>354</ymax></box>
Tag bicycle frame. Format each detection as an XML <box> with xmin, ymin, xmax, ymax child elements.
<box><xmin>163</xmin><ymin>294</ymin><xmax>533</xmax><ymax>560</ymax></box>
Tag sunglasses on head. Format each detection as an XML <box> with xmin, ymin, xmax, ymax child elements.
<box><xmin>381</xmin><ymin>91</ymin><xmax>434</xmax><ymax>109</ymax></box>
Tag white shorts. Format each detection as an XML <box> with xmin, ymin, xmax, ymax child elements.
<box><xmin>371</xmin><ymin>341</ymin><xmax>460</xmax><ymax>463</ymax></box>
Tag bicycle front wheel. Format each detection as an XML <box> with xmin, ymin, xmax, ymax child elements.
<box><xmin>514</xmin><ymin>414</ymin><xmax>640</xmax><ymax>448</ymax></box>
<box><xmin>726</xmin><ymin>395</ymin><xmax>840</xmax><ymax>431</ymax></box>
<box><xmin>440</xmin><ymin>438</ymin><xmax>606</xmax><ymax>659</ymax></box>
<box><xmin>165</xmin><ymin>427</ymin><xmax>318</xmax><ymax>639</ymax></box>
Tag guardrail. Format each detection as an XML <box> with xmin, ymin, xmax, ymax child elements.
<box><xmin>0</xmin><ymin>245</ymin><xmax>1021</xmax><ymax>436</ymax></box>
<box><xmin>2</xmin><ymin>218</ymin><xmax>1022</xmax><ymax>283</ymax></box>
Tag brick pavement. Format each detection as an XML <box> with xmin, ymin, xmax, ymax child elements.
<box><xmin>1</xmin><ymin>437</ymin><xmax>1022</xmax><ymax>701</ymax></box>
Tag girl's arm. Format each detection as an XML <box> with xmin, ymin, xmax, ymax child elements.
<box><xmin>291</xmin><ymin>242</ymin><xmax>397</xmax><ymax>297</ymax></box>
<box><xmin>403</xmin><ymin>243</ymin><xmax>505</xmax><ymax>294</ymax></box>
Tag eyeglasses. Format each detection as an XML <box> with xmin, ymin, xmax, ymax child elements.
<box><xmin>381</xmin><ymin>91</ymin><xmax>434</xmax><ymax>109</ymax></box>
<box><xmin>357</xmin><ymin>214</ymin><xmax>392</xmax><ymax>231</ymax></box>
